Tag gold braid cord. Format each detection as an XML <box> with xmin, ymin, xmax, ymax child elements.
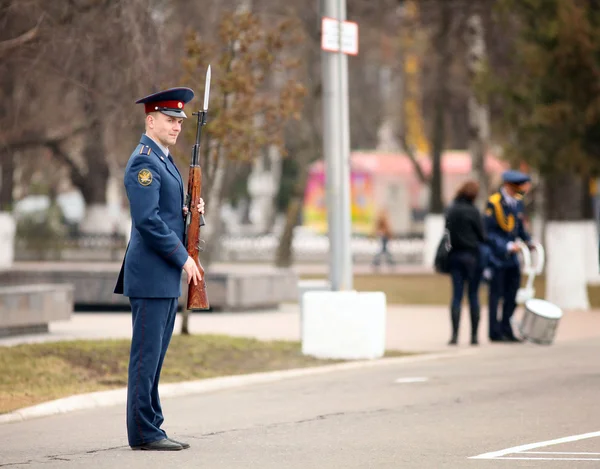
<box><xmin>488</xmin><ymin>193</ymin><xmax>515</xmax><ymax>232</ymax></box>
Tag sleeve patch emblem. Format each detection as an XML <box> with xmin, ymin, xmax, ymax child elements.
<box><xmin>138</xmin><ymin>169</ymin><xmax>153</xmax><ymax>186</ymax></box>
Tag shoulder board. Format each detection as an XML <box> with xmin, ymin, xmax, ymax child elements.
<box><xmin>139</xmin><ymin>145</ymin><xmax>152</xmax><ymax>156</ymax></box>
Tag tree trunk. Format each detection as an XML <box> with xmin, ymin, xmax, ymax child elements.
<box><xmin>247</xmin><ymin>144</ymin><xmax>282</xmax><ymax>234</ymax></box>
<box><xmin>0</xmin><ymin>47</ymin><xmax>14</xmax><ymax>212</ymax></box>
<box><xmin>81</xmin><ymin>122</ymin><xmax>109</xmax><ymax>204</ymax></box>
<box><xmin>465</xmin><ymin>13</ymin><xmax>491</xmax><ymax>208</ymax></box>
<box><xmin>545</xmin><ymin>172</ymin><xmax>585</xmax><ymax>222</ymax></box>
<box><xmin>428</xmin><ymin>1</ymin><xmax>452</xmax><ymax>215</ymax></box>
<box><xmin>544</xmin><ymin>171</ymin><xmax>590</xmax><ymax>310</ymax></box>
<box><xmin>0</xmin><ymin>150</ymin><xmax>14</xmax><ymax>211</ymax></box>
<box><xmin>78</xmin><ymin>93</ymin><xmax>111</xmax><ymax>233</ymax></box>
<box><xmin>423</xmin><ymin>0</ymin><xmax>452</xmax><ymax>268</ymax></box>
<box><xmin>74</xmin><ymin>89</ymin><xmax>115</xmax><ymax>233</ymax></box>
<box><xmin>0</xmin><ymin>212</ymin><xmax>16</xmax><ymax>268</ymax></box>
<box><xmin>275</xmin><ymin>151</ymin><xmax>311</xmax><ymax>267</ymax></box>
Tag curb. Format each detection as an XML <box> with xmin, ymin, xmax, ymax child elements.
<box><xmin>0</xmin><ymin>349</ymin><xmax>476</xmax><ymax>425</ymax></box>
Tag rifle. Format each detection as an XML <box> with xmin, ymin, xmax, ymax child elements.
<box><xmin>185</xmin><ymin>65</ymin><xmax>211</xmax><ymax>311</ymax></box>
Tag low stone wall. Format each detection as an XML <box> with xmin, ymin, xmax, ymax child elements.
<box><xmin>0</xmin><ymin>284</ymin><xmax>73</xmax><ymax>337</ymax></box>
<box><xmin>0</xmin><ymin>263</ymin><xmax>298</xmax><ymax>311</ymax></box>
<box><xmin>201</xmin><ymin>268</ymin><xmax>298</xmax><ymax>310</ymax></box>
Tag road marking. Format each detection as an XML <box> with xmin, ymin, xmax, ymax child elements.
<box><xmin>522</xmin><ymin>452</ymin><xmax>600</xmax><ymax>455</ymax></box>
<box><xmin>496</xmin><ymin>457</ymin><xmax>600</xmax><ymax>461</ymax></box>
<box><xmin>470</xmin><ymin>430</ymin><xmax>600</xmax><ymax>459</ymax></box>
<box><xmin>394</xmin><ymin>377</ymin><xmax>429</xmax><ymax>384</ymax></box>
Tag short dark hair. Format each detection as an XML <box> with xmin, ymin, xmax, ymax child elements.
<box><xmin>455</xmin><ymin>180</ymin><xmax>480</xmax><ymax>202</ymax></box>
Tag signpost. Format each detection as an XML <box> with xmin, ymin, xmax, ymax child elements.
<box><xmin>320</xmin><ymin>2</ymin><xmax>357</xmax><ymax>291</ymax></box>
<box><xmin>321</xmin><ymin>17</ymin><xmax>359</xmax><ymax>56</ymax></box>
<box><xmin>301</xmin><ymin>0</ymin><xmax>386</xmax><ymax>361</ymax></box>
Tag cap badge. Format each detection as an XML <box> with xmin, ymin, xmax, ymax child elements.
<box><xmin>177</xmin><ymin>102</ymin><xmax>183</xmax><ymax>108</ymax></box>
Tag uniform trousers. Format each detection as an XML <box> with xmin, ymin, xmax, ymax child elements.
<box><xmin>127</xmin><ymin>297</ymin><xmax>178</xmax><ymax>447</ymax></box>
<box><xmin>488</xmin><ymin>265</ymin><xmax>521</xmax><ymax>340</ymax></box>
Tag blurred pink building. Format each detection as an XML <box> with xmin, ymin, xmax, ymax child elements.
<box><xmin>303</xmin><ymin>150</ymin><xmax>508</xmax><ymax>235</ymax></box>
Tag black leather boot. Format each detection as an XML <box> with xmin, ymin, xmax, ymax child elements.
<box><xmin>470</xmin><ymin>307</ymin><xmax>480</xmax><ymax>346</ymax></box>
<box><xmin>449</xmin><ymin>307</ymin><xmax>460</xmax><ymax>345</ymax></box>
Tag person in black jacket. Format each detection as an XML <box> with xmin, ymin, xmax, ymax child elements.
<box><xmin>445</xmin><ymin>180</ymin><xmax>486</xmax><ymax>346</ymax></box>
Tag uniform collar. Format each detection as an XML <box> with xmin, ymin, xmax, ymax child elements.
<box><xmin>140</xmin><ymin>134</ymin><xmax>169</xmax><ymax>159</ymax></box>
<box><xmin>501</xmin><ymin>188</ymin><xmax>518</xmax><ymax>207</ymax></box>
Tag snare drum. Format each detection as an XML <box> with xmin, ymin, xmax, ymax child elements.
<box><xmin>518</xmin><ymin>298</ymin><xmax>563</xmax><ymax>345</ymax></box>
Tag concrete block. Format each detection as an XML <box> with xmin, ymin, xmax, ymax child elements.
<box><xmin>302</xmin><ymin>290</ymin><xmax>387</xmax><ymax>360</ymax></box>
<box><xmin>0</xmin><ymin>284</ymin><xmax>73</xmax><ymax>336</ymax></box>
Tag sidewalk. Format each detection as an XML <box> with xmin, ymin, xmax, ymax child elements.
<box><xmin>2</xmin><ymin>302</ymin><xmax>599</xmax><ymax>352</ymax></box>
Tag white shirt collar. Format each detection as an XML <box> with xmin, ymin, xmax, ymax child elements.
<box><xmin>145</xmin><ymin>134</ymin><xmax>169</xmax><ymax>158</ymax></box>
<box><xmin>501</xmin><ymin>188</ymin><xmax>517</xmax><ymax>207</ymax></box>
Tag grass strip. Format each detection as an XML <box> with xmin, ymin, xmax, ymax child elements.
<box><xmin>0</xmin><ymin>334</ymin><xmax>408</xmax><ymax>414</ymax></box>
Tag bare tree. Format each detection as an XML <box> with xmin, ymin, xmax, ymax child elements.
<box><xmin>0</xmin><ymin>0</ymin><xmax>167</xmax><ymax>231</ymax></box>
<box><xmin>178</xmin><ymin>9</ymin><xmax>306</xmax><ymax>333</ymax></box>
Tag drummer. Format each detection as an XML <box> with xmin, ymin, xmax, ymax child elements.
<box><xmin>484</xmin><ymin>170</ymin><xmax>536</xmax><ymax>342</ymax></box>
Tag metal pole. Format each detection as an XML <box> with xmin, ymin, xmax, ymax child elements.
<box><xmin>321</xmin><ymin>0</ymin><xmax>353</xmax><ymax>291</ymax></box>
<box><xmin>337</xmin><ymin>0</ymin><xmax>353</xmax><ymax>290</ymax></box>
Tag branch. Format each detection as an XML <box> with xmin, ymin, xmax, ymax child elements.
<box><xmin>0</xmin><ymin>14</ymin><xmax>44</xmax><ymax>58</ymax></box>
<box><xmin>399</xmin><ymin>133</ymin><xmax>429</xmax><ymax>184</ymax></box>
<box><xmin>0</xmin><ymin>125</ymin><xmax>89</xmax><ymax>190</ymax></box>
<box><xmin>59</xmin><ymin>0</ymin><xmax>111</xmax><ymax>25</ymax></box>
<box><xmin>45</xmin><ymin>141</ymin><xmax>87</xmax><ymax>191</ymax></box>
<box><xmin>1</xmin><ymin>125</ymin><xmax>89</xmax><ymax>152</ymax></box>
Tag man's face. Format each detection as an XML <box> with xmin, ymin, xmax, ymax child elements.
<box><xmin>520</xmin><ymin>181</ymin><xmax>532</xmax><ymax>194</ymax></box>
<box><xmin>505</xmin><ymin>182</ymin><xmax>529</xmax><ymax>199</ymax></box>
<box><xmin>147</xmin><ymin>112</ymin><xmax>184</xmax><ymax>147</ymax></box>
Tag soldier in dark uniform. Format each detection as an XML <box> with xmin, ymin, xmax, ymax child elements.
<box><xmin>114</xmin><ymin>87</ymin><xmax>205</xmax><ymax>451</ymax></box>
<box><xmin>484</xmin><ymin>170</ymin><xmax>534</xmax><ymax>342</ymax></box>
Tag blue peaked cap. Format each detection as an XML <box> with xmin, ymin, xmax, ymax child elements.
<box><xmin>135</xmin><ymin>87</ymin><xmax>195</xmax><ymax>118</ymax></box>
<box><xmin>502</xmin><ymin>170</ymin><xmax>531</xmax><ymax>185</ymax></box>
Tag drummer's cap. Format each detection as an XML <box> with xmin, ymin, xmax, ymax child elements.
<box><xmin>502</xmin><ymin>170</ymin><xmax>531</xmax><ymax>186</ymax></box>
<box><xmin>135</xmin><ymin>87</ymin><xmax>195</xmax><ymax>118</ymax></box>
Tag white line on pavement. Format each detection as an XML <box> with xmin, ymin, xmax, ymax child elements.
<box><xmin>496</xmin><ymin>457</ymin><xmax>600</xmax><ymax>461</ymax></box>
<box><xmin>522</xmin><ymin>452</ymin><xmax>600</xmax><ymax>455</ymax></box>
<box><xmin>469</xmin><ymin>430</ymin><xmax>600</xmax><ymax>459</ymax></box>
<box><xmin>394</xmin><ymin>377</ymin><xmax>429</xmax><ymax>384</ymax></box>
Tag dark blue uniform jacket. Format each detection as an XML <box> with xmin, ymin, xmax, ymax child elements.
<box><xmin>114</xmin><ymin>134</ymin><xmax>188</xmax><ymax>298</ymax></box>
<box><xmin>483</xmin><ymin>191</ymin><xmax>531</xmax><ymax>269</ymax></box>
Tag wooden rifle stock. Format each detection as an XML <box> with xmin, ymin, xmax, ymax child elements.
<box><xmin>185</xmin><ymin>108</ymin><xmax>210</xmax><ymax>311</ymax></box>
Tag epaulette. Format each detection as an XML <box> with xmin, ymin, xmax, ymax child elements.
<box><xmin>139</xmin><ymin>145</ymin><xmax>152</xmax><ymax>156</ymax></box>
<box><xmin>488</xmin><ymin>192</ymin><xmax>501</xmax><ymax>204</ymax></box>
<box><xmin>487</xmin><ymin>191</ymin><xmax>515</xmax><ymax>231</ymax></box>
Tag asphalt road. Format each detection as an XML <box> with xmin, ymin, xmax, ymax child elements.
<box><xmin>1</xmin><ymin>339</ymin><xmax>599</xmax><ymax>468</ymax></box>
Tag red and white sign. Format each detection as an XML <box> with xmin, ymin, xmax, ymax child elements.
<box><xmin>321</xmin><ymin>17</ymin><xmax>359</xmax><ymax>56</ymax></box>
